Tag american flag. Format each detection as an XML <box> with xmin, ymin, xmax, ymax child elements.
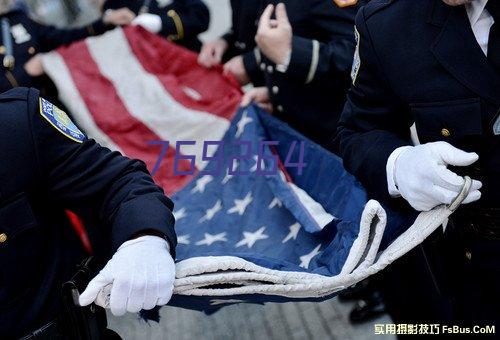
<box><xmin>43</xmin><ymin>27</ymin><xmax>452</xmax><ymax>312</ymax></box>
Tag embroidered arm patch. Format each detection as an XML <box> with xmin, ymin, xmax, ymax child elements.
<box><xmin>39</xmin><ymin>98</ymin><xmax>86</xmax><ymax>143</ymax></box>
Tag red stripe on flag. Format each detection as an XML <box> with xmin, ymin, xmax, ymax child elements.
<box><xmin>124</xmin><ymin>26</ymin><xmax>242</xmax><ymax>121</ymax></box>
<box><xmin>271</xmin><ymin>146</ymin><xmax>293</xmax><ymax>183</ymax></box>
<box><xmin>58</xmin><ymin>43</ymin><xmax>195</xmax><ymax>195</ymax></box>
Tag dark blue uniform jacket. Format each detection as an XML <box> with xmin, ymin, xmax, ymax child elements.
<box><xmin>221</xmin><ymin>0</ymin><xmax>262</xmax><ymax>83</ymax></box>
<box><xmin>0</xmin><ymin>8</ymin><xmax>113</xmax><ymax>94</ymax></box>
<box><xmin>224</xmin><ymin>0</ymin><xmax>365</xmax><ymax>149</ymax></box>
<box><xmin>0</xmin><ymin>88</ymin><xmax>176</xmax><ymax>338</ymax></box>
<box><xmin>103</xmin><ymin>0</ymin><xmax>209</xmax><ymax>51</ymax></box>
<box><xmin>338</xmin><ymin>0</ymin><xmax>500</xmax><ymax>209</ymax></box>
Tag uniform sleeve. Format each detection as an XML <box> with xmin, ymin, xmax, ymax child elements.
<box><xmin>337</xmin><ymin>8</ymin><xmax>412</xmax><ymax>202</ymax></box>
<box><xmin>221</xmin><ymin>0</ymin><xmax>239</xmax><ymax>47</ymax></box>
<box><xmin>242</xmin><ymin>49</ymin><xmax>266</xmax><ymax>86</ymax></box>
<box><xmin>26</xmin><ymin>89</ymin><xmax>177</xmax><ymax>256</ymax></box>
<box><xmin>1</xmin><ymin>67</ymin><xmax>32</xmax><ymax>91</ymax></box>
<box><xmin>285</xmin><ymin>0</ymin><xmax>363</xmax><ymax>84</ymax></box>
<box><xmin>221</xmin><ymin>30</ymin><xmax>236</xmax><ymax>47</ymax></box>
<box><xmin>32</xmin><ymin>17</ymin><xmax>113</xmax><ymax>53</ymax></box>
<box><xmin>159</xmin><ymin>0</ymin><xmax>209</xmax><ymax>43</ymax></box>
<box><xmin>101</xmin><ymin>0</ymin><xmax>123</xmax><ymax>11</ymax></box>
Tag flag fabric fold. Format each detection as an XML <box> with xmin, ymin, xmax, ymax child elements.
<box><xmin>42</xmin><ymin>26</ymin><xmax>461</xmax><ymax>312</ymax></box>
<box><xmin>167</xmin><ymin>106</ymin><xmax>457</xmax><ymax>310</ymax></box>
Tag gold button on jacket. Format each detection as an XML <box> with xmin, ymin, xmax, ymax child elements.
<box><xmin>465</xmin><ymin>250</ymin><xmax>472</xmax><ymax>261</ymax></box>
<box><xmin>441</xmin><ymin>128</ymin><xmax>451</xmax><ymax>137</ymax></box>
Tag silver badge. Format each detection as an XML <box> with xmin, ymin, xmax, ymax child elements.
<box><xmin>11</xmin><ymin>23</ymin><xmax>30</xmax><ymax>44</ymax></box>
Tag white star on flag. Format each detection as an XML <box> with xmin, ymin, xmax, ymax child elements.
<box><xmin>250</xmin><ymin>155</ymin><xmax>260</xmax><ymax>172</ymax></box>
<box><xmin>227</xmin><ymin>192</ymin><xmax>253</xmax><ymax>215</ymax></box>
<box><xmin>235</xmin><ymin>110</ymin><xmax>253</xmax><ymax>138</ymax></box>
<box><xmin>199</xmin><ymin>199</ymin><xmax>222</xmax><ymax>223</ymax></box>
<box><xmin>299</xmin><ymin>244</ymin><xmax>321</xmax><ymax>269</ymax></box>
<box><xmin>222</xmin><ymin>160</ymin><xmax>239</xmax><ymax>184</ymax></box>
<box><xmin>235</xmin><ymin>227</ymin><xmax>269</xmax><ymax>248</ymax></box>
<box><xmin>268</xmin><ymin>197</ymin><xmax>282</xmax><ymax>209</ymax></box>
<box><xmin>191</xmin><ymin>175</ymin><xmax>213</xmax><ymax>194</ymax></box>
<box><xmin>173</xmin><ymin>207</ymin><xmax>187</xmax><ymax>221</ymax></box>
<box><xmin>196</xmin><ymin>232</ymin><xmax>228</xmax><ymax>246</ymax></box>
<box><xmin>282</xmin><ymin>223</ymin><xmax>301</xmax><ymax>243</ymax></box>
<box><xmin>177</xmin><ymin>234</ymin><xmax>190</xmax><ymax>245</ymax></box>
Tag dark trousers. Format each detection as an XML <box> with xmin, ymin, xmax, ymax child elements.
<box><xmin>451</xmin><ymin>230</ymin><xmax>500</xmax><ymax>328</ymax></box>
<box><xmin>380</xmin><ymin>217</ymin><xmax>500</xmax><ymax>338</ymax></box>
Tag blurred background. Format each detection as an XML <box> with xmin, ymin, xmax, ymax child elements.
<box><xmin>22</xmin><ymin>0</ymin><xmax>394</xmax><ymax>338</ymax></box>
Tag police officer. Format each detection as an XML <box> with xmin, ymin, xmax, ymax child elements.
<box><xmin>102</xmin><ymin>0</ymin><xmax>209</xmax><ymax>51</ymax></box>
<box><xmin>198</xmin><ymin>0</ymin><xmax>263</xmax><ymax>86</ymax></box>
<box><xmin>338</xmin><ymin>0</ymin><xmax>499</xmax><ymax>327</ymax></box>
<box><xmin>0</xmin><ymin>1</ymin><xmax>134</xmax><ymax>97</ymax></box>
<box><xmin>203</xmin><ymin>1</ymin><xmax>364</xmax><ymax>149</ymax></box>
<box><xmin>0</xmin><ymin>87</ymin><xmax>177</xmax><ymax>338</ymax></box>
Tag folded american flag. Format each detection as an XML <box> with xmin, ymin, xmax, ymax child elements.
<box><xmin>42</xmin><ymin>26</ymin><xmax>460</xmax><ymax>312</ymax></box>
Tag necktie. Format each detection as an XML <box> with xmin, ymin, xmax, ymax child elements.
<box><xmin>487</xmin><ymin>1</ymin><xmax>500</xmax><ymax>73</ymax></box>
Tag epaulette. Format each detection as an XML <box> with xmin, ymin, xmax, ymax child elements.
<box><xmin>0</xmin><ymin>87</ymin><xmax>29</xmax><ymax>102</ymax></box>
<box><xmin>363</xmin><ymin>0</ymin><xmax>396</xmax><ymax>20</ymax></box>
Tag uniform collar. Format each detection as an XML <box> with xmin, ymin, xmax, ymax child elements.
<box><xmin>466</xmin><ymin>0</ymin><xmax>489</xmax><ymax>26</ymax></box>
<box><xmin>431</xmin><ymin>4</ymin><xmax>500</xmax><ymax>105</ymax></box>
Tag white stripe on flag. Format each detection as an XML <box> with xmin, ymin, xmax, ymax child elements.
<box><xmin>289</xmin><ymin>181</ymin><xmax>335</xmax><ymax>228</ymax></box>
<box><xmin>278</xmin><ymin>170</ymin><xmax>335</xmax><ymax>230</ymax></box>
<box><xmin>41</xmin><ymin>52</ymin><xmax>124</xmax><ymax>154</ymax></box>
<box><xmin>85</xmin><ymin>29</ymin><xmax>230</xmax><ymax>169</ymax></box>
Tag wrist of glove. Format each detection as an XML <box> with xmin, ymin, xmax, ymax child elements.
<box><xmin>132</xmin><ymin>13</ymin><xmax>162</xmax><ymax>33</ymax></box>
<box><xmin>387</xmin><ymin>141</ymin><xmax>482</xmax><ymax>212</ymax></box>
<box><xmin>79</xmin><ymin>235</ymin><xmax>175</xmax><ymax>316</ymax></box>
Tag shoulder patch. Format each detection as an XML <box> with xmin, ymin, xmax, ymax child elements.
<box><xmin>39</xmin><ymin>98</ymin><xmax>86</xmax><ymax>143</ymax></box>
<box><xmin>351</xmin><ymin>27</ymin><xmax>361</xmax><ymax>85</ymax></box>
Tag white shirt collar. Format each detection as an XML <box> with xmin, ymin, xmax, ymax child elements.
<box><xmin>465</xmin><ymin>0</ymin><xmax>493</xmax><ymax>56</ymax></box>
<box><xmin>466</xmin><ymin>0</ymin><xmax>490</xmax><ymax>26</ymax></box>
<box><xmin>467</xmin><ymin>0</ymin><xmax>489</xmax><ymax>26</ymax></box>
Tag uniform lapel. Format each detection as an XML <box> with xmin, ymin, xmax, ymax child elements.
<box><xmin>431</xmin><ymin>3</ymin><xmax>500</xmax><ymax>105</ymax></box>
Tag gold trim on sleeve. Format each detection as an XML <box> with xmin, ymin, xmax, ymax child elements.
<box><xmin>167</xmin><ymin>9</ymin><xmax>184</xmax><ymax>41</ymax></box>
<box><xmin>86</xmin><ymin>24</ymin><xmax>95</xmax><ymax>36</ymax></box>
<box><xmin>5</xmin><ymin>70</ymin><xmax>19</xmax><ymax>87</ymax></box>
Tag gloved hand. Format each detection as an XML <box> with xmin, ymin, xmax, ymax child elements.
<box><xmin>388</xmin><ymin>141</ymin><xmax>482</xmax><ymax>211</ymax></box>
<box><xmin>79</xmin><ymin>236</ymin><xmax>175</xmax><ymax>316</ymax></box>
<box><xmin>132</xmin><ymin>13</ymin><xmax>162</xmax><ymax>33</ymax></box>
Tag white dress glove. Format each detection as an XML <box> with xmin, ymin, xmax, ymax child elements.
<box><xmin>79</xmin><ymin>235</ymin><xmax>175</xmax><ymax>316</ymax></box>
<box><xmin>132</xmin><ymin>13</ymin><xmax>162</xmax><ymax>33</ymax></box>
<box><xmin>387</xmin><ymin>141</ymin><xmax>482</xmax><ymax>212</ymax></box>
